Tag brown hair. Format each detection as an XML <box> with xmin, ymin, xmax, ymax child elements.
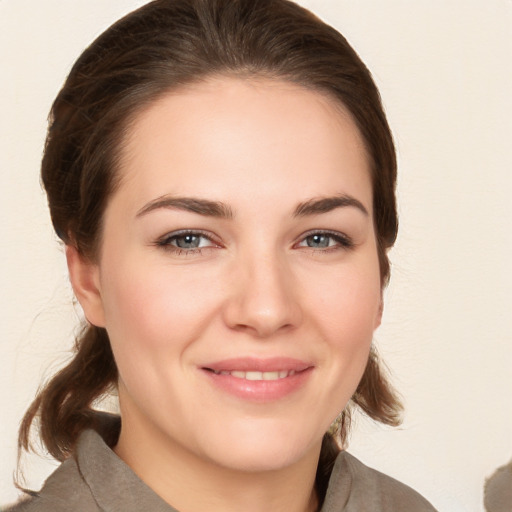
<box><xmin>20</xmin><ymin>0</ymin><xmax>402</xmax><ymax>475</ymax></box>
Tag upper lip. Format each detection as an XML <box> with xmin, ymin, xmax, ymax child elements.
<box><xmin>202</xmin><ymin>357</ymin><xmax>313</xmax><ymax>373</ymax></box>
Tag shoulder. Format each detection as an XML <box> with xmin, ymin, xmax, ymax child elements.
<box><xmin>3</xmin><ymin>457</ymin><xmax>99</xmax><ymax>512</ymax></box>
<box><xmin>322</xmin><ymin>451</ymin><xmax>437</xmax><ymax>512</ymax></box>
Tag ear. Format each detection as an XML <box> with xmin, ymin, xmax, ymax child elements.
<box><xmin>66</xmin><ymin>245</ymin><xmax>106</xmax><ymax>327</ymax></box>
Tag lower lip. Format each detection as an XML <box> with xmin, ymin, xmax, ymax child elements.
<box><xmin>201</xmin><ymin>368</ymin><xmax>313</xmax><ymax>402</ymax></box>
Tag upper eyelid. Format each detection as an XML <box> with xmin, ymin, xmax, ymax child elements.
<box><xmin>158</xmin><ymin>228</ymin><xmax>351</xmax><ymax>237</ymax></box>
<box><xmin>160</xmin><ymin>229</ymin><xmax>217</xmax><ymax>240</ymax></box>
<box><xmin>298</xmin><ymin>228</ymin><xmax>348</xmax><ymax>237</ymax></box>
<box><xmin>296</xmin><ymin>229</ymin><xmax>352</xmax><ymax>241</ymax></box>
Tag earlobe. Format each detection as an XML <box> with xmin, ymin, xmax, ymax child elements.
<box><xmin>65</xmin><ymin>245</ymin><xmax>106</xmax><ymax>327</ymax></box>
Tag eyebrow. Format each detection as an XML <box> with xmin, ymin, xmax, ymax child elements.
<box><xmin>136</xmin><ymin>193</ymin><xmax>368</xmax><ymax>219</ymax></box>
<box><xmin>136</xmin><ymin>195</ymin><xmax>234</xmax><ymax>219</ymax></box>
<box><xmin>293</xmin><ymin>194</ymin><xmax>369</xmax><ymax>217</ymax></box>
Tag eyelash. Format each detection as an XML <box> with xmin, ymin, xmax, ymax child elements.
<box><xmin>154</xmin><ymin>229</ymin><xmax>354</xmax><ymax>256</ymax></box>
<box><xmin>297</xmin><ymin>230</ymin><xmax>354</xmax><ymax>253</ymax></box>
<box><xmin>154</xmin><ymin>230</ymin><xmax>220</xmax><ymax>256</ymax></box>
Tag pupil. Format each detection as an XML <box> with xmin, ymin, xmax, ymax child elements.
<box><xmin>177</xmin><ymin>235</ymin><xmax>200</xmax><ymax>248</ymax></box>
<box><xmin>308</xmin><ymin>234</ymin><xmax>329</xmax><ymax>248</ymax></box>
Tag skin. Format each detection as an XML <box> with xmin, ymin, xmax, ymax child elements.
<box><xmin>68</xmin><ymin>77</ymin><xmax>383</xmax><ymax>512</ymax></box>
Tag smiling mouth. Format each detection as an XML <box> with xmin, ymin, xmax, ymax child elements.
<box><xmin>201</xmin><ymin>360</ymin><xmax>313</xmax><ymax>401</ymax></box>
<box><xmin>205</xmin><ymin>369</ymin><xmax>299</xmax><ymax>381</ymax></box>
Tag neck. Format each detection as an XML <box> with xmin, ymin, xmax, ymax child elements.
<box><xmin>114</xmin><ymin>409</ymin><xmax>321</xmax><ymax>512</ymax></box>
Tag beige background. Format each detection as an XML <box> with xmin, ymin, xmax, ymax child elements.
<box><xmin>1</xmin><ymin>1</ymin><xmax>511</xmax><ymax>510</ymax></box>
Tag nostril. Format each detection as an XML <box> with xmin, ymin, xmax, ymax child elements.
<box><xmin>221</xmin><ymin>270</ymin><xmax>303</xmax><ymax>337</ymax></box>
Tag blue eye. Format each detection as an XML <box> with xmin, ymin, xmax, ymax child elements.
<box><xmin>156</xmin><ymin>231</ymin><xmax>217</xmax><ymax>253</ymax></box>
<box><xmin>172</xmin><ymin>234</ymin><xmax>207</xmax><ymax>249</ymax></box>
<box><xmin>304</xmin><ymin>234</ymin><xmax>333</xmax><ymax>248</ymax></box>
<box><xmin>298</xmin><ymin>231</ymin><xmax>353</xmax><ymax>250</ymax></box>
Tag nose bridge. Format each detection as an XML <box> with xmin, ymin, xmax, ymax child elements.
<box><xmin>224</xmin><ymin>244</ymin><xmax>302</xmax><ymax>337</ymax></box>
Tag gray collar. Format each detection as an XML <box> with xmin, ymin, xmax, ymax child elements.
<box><xmin>77</xmin><ymin>428</ymin><xmax>179</xmax><ymax>512</ymax></box>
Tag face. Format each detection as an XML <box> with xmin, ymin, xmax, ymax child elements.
<box><xmin>76</xmin><ymin>77</ymin><xmax>382</xmax><ymax>472</ymax></box>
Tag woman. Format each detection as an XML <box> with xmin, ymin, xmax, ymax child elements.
<box><xmin>6</xmin><ymin>0</ymin><xmax>436</xmax><ymax>510</ymax></box>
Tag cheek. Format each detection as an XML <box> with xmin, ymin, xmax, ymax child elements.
<box><xmin>305</xmin><ymin>255</ymin><xmax>381</xmax><ymax>404</ymax></box>
<box><xmin>309</xmin><ymin>257</ymin><xmax>382</xmax><ymax>339</ymax></box>
<box><xmin>98</xmin><ymin>260</ymin><xmax>220</xmax><ymax>420</ymax></box>
<box><xmin>99</xmin><ymin>257</ymin><xmax>221</xmax><ymax>365</ymax></box>
<box><xmin>320</xmin><ymin>276</ymin><xmax>378</xmax><ymax>371</ymax></box>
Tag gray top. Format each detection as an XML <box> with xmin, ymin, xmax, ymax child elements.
<box><xmin>5</xmin><ymin>428</ymin><xmax>436</xmax><ymax>511</ymax></box>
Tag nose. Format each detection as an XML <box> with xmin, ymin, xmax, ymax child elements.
<box><xmin>222</xmin><ymin>251</ymin><xmax>303</xmax><ymax>338</ymax></box>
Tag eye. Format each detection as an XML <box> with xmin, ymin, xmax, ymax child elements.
<box><xmin>296</xmin><ymin>231</ymin><xmax>353</xmax><ymax>251</ymax></box>
<box><xmin>155</xmin><ymin>230</ymin><xmax>219</xmax><ymax>254</ymax></box>
<box><xmin>170</xmin><ymin>233</ymin><xmax>210</xmax><ymax>249</ymax></box>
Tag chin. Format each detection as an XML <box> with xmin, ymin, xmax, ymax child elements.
<box><xmin>210</xmin><ymin>445</ymin><xmax>312</xmax><ymax>473</ymax></box>
<box><xmin>200</xmin><ymin>419</ymin><xmax>322</xmax><ymax>473</ymax></box>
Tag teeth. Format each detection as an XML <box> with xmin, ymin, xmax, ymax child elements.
<box><xmin>245</xmin><ymin>371</ymin><xmax>262</xmax><ymax>381</ymax></box>
<box><xmin>212</xmin><ymin>369</ymin><xmax>296</xmax><ymax>380</ymax></box>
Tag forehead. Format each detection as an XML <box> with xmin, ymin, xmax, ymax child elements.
<box><xmin>115</xmin><ymin>76</ymin><xmax>373</xmax><ymax>215</ymax></box>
